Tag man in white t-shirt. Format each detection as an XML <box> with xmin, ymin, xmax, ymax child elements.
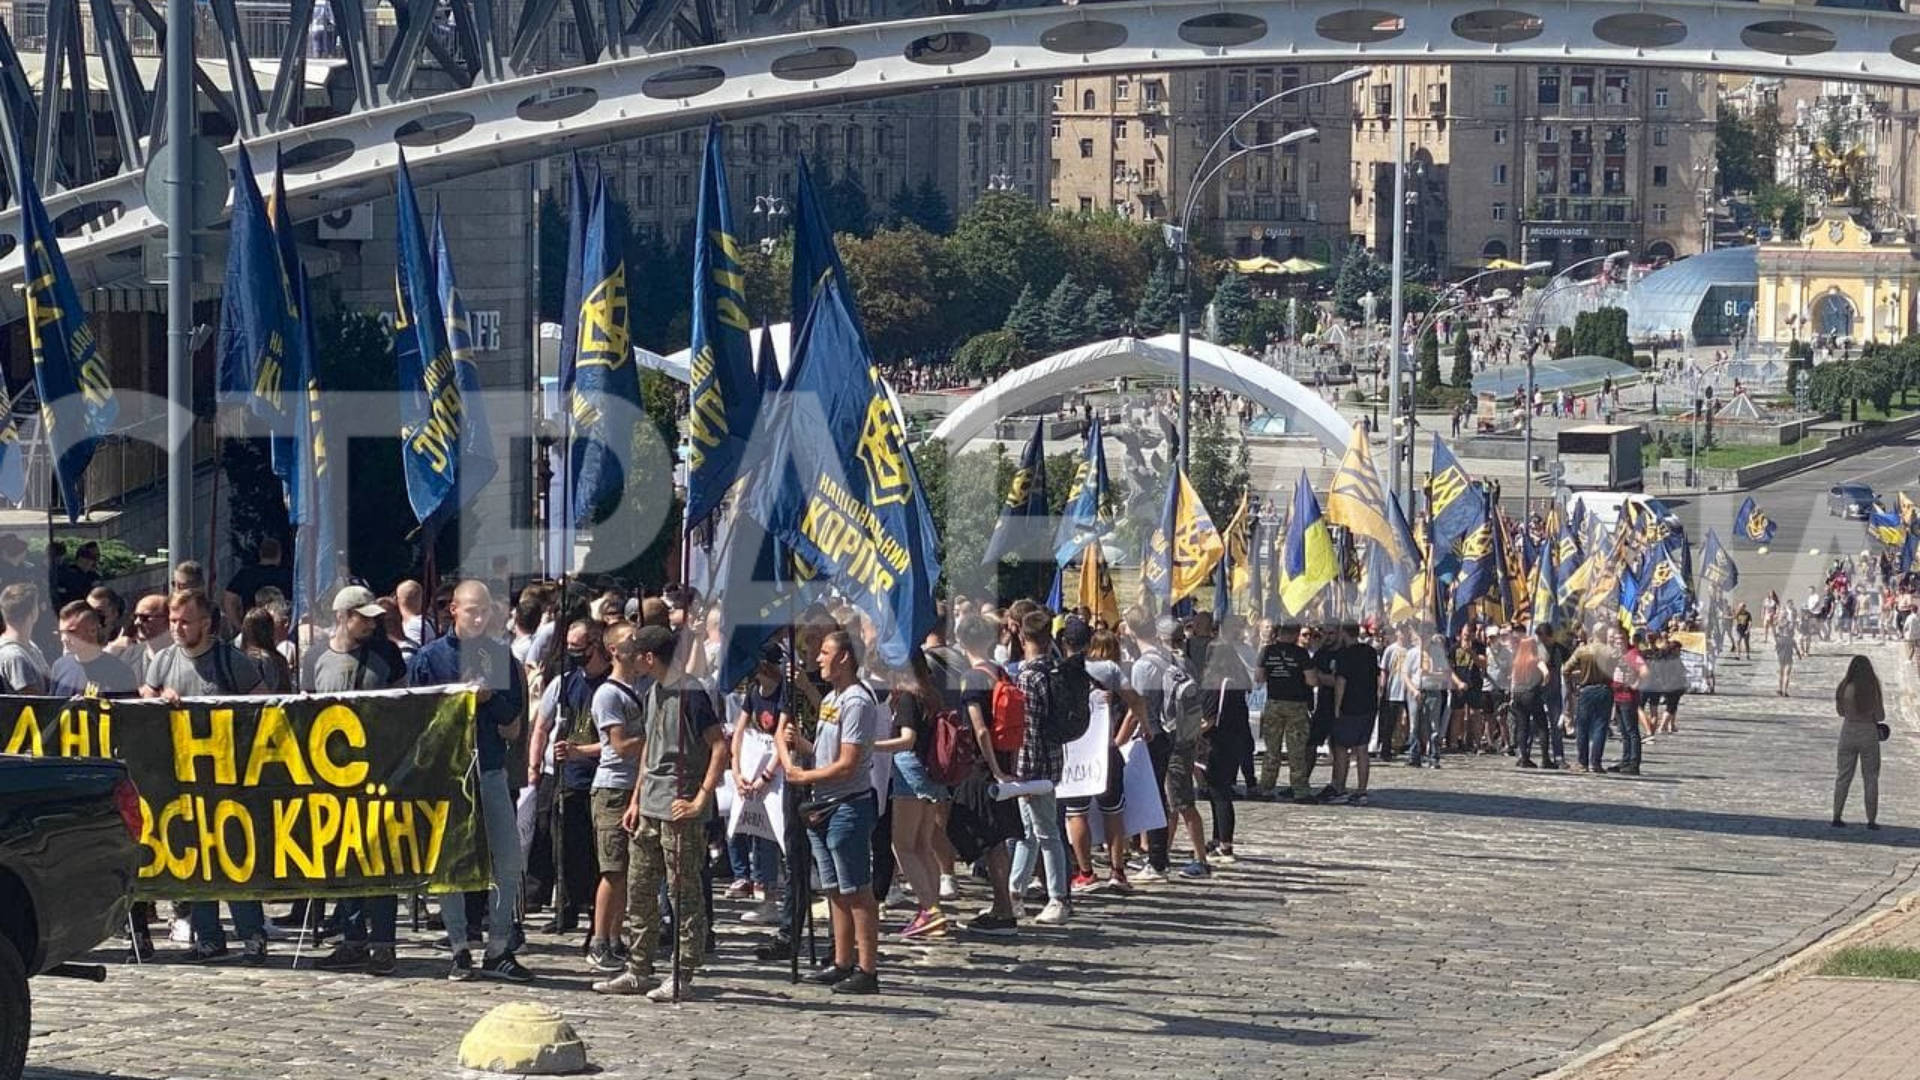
<box><xmin>1375</xmin><ymin>624</ymin><xmax>1412</xmax><ymax>761</ymax></box>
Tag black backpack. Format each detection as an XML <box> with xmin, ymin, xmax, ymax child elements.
<box><xmin>1041</xmin><ymin>654</ymin><xmax>1093</xmax><ymax>743</ymax></box>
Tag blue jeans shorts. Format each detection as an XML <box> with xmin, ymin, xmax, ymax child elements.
<box><xmin>805</xmin><ymin>789</ymin><xmax>878</xmax><ymax>896</ymax></box>
<box><xmin>891</xmin><ymin>750</ymin><xmax>949</xmax><ymax>802</ymax></box>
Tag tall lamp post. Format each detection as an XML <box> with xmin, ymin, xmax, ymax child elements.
<box><xmin>1521</xmin><ymin>249</ymin><xmax>1630</xmax><ymax>517</ymax></box>
<box><xmin>1167</xmin><ymin>65</ymin><xmax>1368</xmax><ymax>471</ymax></box>
<box><xmin>753</xmin><ymin>194</ymin><xmax>788</xmax><ymax>255</ymax></box>
<box><xmin>1169</xmin><ymin>126</ymin><xmax>1319</xmax><ymax>469</ymax></box>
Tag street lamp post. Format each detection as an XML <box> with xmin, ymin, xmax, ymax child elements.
<box><xmin>1114</xmin><ymin>165</ymin><xmax>1141</xmax><ymax>219</ymax></box>
<box><xmin>753</xmin><ymin>194</ymin><xmax>788</xmax><ymax>255</ymax></box>
<box><xmin>1171</xmin><ymin>125</ymin><xmax>1321</xmax><ymax>470</ymax></box>
<box><xmin>1169</xmin><ymin>65</ymin><xmax>1368</xmax><ymax>472</ymax></box>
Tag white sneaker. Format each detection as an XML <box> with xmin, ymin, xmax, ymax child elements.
<box><xmin>883</xmin><ymin>885</ymin><xmax>913</xmax><ymax>910</ymax></box>
<box><xmin>938</xmin><ymin>874</ymin><xmax>958</xmax><ymax>901</ymax></box>
<box><xmin>1034</xmin><ymin>899</ymin><xmax>1070</xmax><ymax>926</ymax></box>
<box><xmin>740</xmin><ymin>898</ymin><xmax>779</xmax><ymax>925</ymax></box>
<box><xmin>646</xmin><ymin>976</ymin><xmax>692</xmax><ymax>1003</ymax></box>
<box><xmin>169</xmin><ymin>918</ymin><xmax>193</xmax><ymax>944</ymax></box>
<box><xmin>1133</xmin><ymin>865</ymin><xmax>1166</xmax><ymax>884</ymax></box>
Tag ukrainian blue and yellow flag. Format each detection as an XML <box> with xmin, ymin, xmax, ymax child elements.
<box><xmin>1552</xmin><ymin>515</ymin><xmax>1583</xmax><ymax>605</ymax></box>
<box><xmin>1530</xmin><ymin>534</ymin><xmax>1562</xmax><ymax>628</ymax></box>
<box><xmin>1427</xmin><ymin>434</ymin><xmax>1484</xmax><ymax>558</ymax></box>
<box><xmin>685</xmin><ymin>120</ymin><xmax>760</xmax><ymax>527</ymax></box>
<box><xmin>1699</xmin><ymin>528</ymin><xmax>1739</xmax><ymax>593</ymax></box>
<box><xmin>1870</xmin><ymin>506</ymin><xmax>1906</xmax><ymax>547</ymax></box>
<box><xmin>1143</xmin><ymin>466</ymin><xmax>1225</xmax><ymax>607</ymax></box>
<box><xmin>1214</xmin><ymin>490</ymin><xmax>1250</xmax><ymax>622</ymax></box>
<box><xmin>1326</xmin><ymin>423</ymin><xmax>1396</xmax><ymax>552</ymax></box>
<box><xmin>984</xmin><ymin>418</ymin><xmax>1051</xmax><ymax>564</ymax></box>
<box><xmin>1280</xmin><ymin>470</ymin><xmax>1336</xmax><ymax>614</ymax></box>
<box><xmin>1448</xmin><ymin>499</ymin><xmax>1500</xmax><ymax>634</ymax></box>
<box><xmin>269</xmin><ymin>158</ymin><xmax>336</xmax><ymax>612</ymax></box>
<box><xmin>20</xmin><ymin>159</ymin><xmax>117</xmax><ymax>520</ymax></box>
<box><xmin>568</xmin><ymin>176</ymin><xmax>640</xmax><ymax>523</ymax></box>
<box><xmin>1734</xmin><ymin>496</ymin><xmax>1776</xmax><ymax>545</ymax></box>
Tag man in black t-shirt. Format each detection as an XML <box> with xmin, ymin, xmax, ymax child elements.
<box><xmin>1328</xmin><ymin>624</ymin><xmax>1381</xmax><ymax>805</ymax></box>
<box><xmin>1256</xmin><ymin>625</ymin><xmax>1315</xmax><ymax>802</ymax></box>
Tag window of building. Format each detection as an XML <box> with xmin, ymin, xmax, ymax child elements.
<box><xmin>996</xmin><ymin>85</ymin><xmax>1009</xmax><ymax>111</ymax></box>
<box><xmin>1024</xmin><ymin>84</ymin><xmax>1036</xmax><ymax>111</ymax></box>
<box><xmin>1492</xmin><ymin>202</ymin><xmax>1507</xmax><ymax>221</ymax></box>
<box><xmin>1080</xmin><ymin>196</ymin><xmax>1094</xmax><ymax>212</ymax></box>
<box><xmin>1229</xmin><ymin>72</ymin><xmax>1247</xmax><ymax>103</ymax></box>
<box><xmin>1307</xmin><ymin>159</ymin><xmax>1319</xmax><ymax>183</ymax></box>
<box><xmin>1537</xmin><ymin>70</ymin><xmax>1560</xmax><ymax>106</ymax></box>
<box><xmin>1082</xmin><ymin>89</ymin><xmax>1096</xmax><ymax>111</ymax></box>
<box><xmin>1144</xmin><ymin>79</ymin><xmax>1163</xmax><ymax>103</ymax></box>
<box><xmin>968</xmin><ymin>88</ymin><xmax>980</xmax><ymax>112</ymax></box>
<box><xmin>815</xmin><ymin>124</ymin><xmax>832</xmax><ymax>152</ymax></box>
<box><xmin>1051</xmin><ymin>82</ymin><xmax>1063</xmax><ymax>101</ymax></box>
<box><xmin>1653</xmin><ymin>165</ymin><xmax>1669</xmax><ymax>187</ymax></box>
<box><xmin>1493</xmin><ymin>126</ymin><xmax>1508</xmax><ymax>145</ymax></box>
<box><xmin>1654</xmin><ymin>86</ymin><xmax>1670</xmax><ymax>109</ymax></box>
<box><xmin>1114</xmin><ymin>119</ymin><xmax>1127</xmax><ymax>140</ymax></box>
<box><xmin>1024</xmin><ymin>123</ymin><xmax>1037</xmax><ymax>162</ymax></box>
<box><xmin>1652</xmin><ymin>202</ymin><xmax>1669</xmax><ymax>223</ymax></box>
<box><xmin>846</xmin><ymin>126</ymin><xmax>863</xmax><ymax>158</ymax></box>
<box><xmin>1281</xmin><ymin>66</ymin><xmax>1301</xmax><ymax>94</ymax></box>
<box><xmin>1493</xmin><ymin>82</ymin><xmax>1510</xmax><ymax>106</ymax></box>
<box><xmin>1603</xmin><ymin>167</ymin><xmax>1624</xmax><ymax>196</ymax></box>
<box><xmin>678</xmin><ymin>130</ymin><xmax>692</xmax><ymax>155</ymax></box>
<box><xmin>1254</xmin><ymin>73</ymin><xmax>1272</xmax><ymax>102</ymax></box>
<box><xmin>1653</xmin><ymin>126</ymin><xmax>1669</xmax><ymax>147</ymax></box>
<box><xmin>1604</xmin><ymin>202</ymin><xmax>1626</xmax><ymax>222</ymax></box>
<box><xmin>1603</xmin><ymin>69</ymin><xmax>1629</xmax><ymax>105</ymax></box>
<box><xmin>674</xmin><ymin>174</ymin><xmax>690</xmax><ymax>206</ymax></box>
<box><xmin>1192</xmin><ymin>80</ymin><xmax>1206</xmax><ymax>103</ymax></box>
<box><xmin>1143</xmin><ymin>160</ymin><xmax>1157</xmax><ymax>185</ymax></box>
<box><xmin>637</xmin><ymin>175</ymin><xmax>655</xmax><ymax>207</ymax></box>
<box><xmin>1116</xmin><ymin>78</ymin><xmax>1130</xmax><ymax>100</ymax></box>
<box><xmin>1569</xmin><ymin>165</ymin><xmax>1590</xmax><ymax>195</ymax></box>
<box><xmin>1569</xmin><ymin>69</ymin><xmax>1594</xmax><ymax>106</ymax></box>
<box><xmin>1079</xmin><ymin>138</ymin><xmax>1094</xmax><ymax>159</ymax></box>
<box><xmin>1493</xmin><ymin>163</ymin><xmax>1508</xmax><ymax>185</ymax></box>
<box><xmin>877</xmin><ymin>126</ymin><xmax>890</xmax><ymax>154</ymax></box>
<box><xmin>1050</xmin><ymin>118</ymin><xmax>1062</xmax><ymax>139</ymax></box>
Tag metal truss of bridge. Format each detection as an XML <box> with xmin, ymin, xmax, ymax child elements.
<box><xmin>6</xmin><ymin>0</ymin><xmax>1920</xmax><ymax>318</ymax></box>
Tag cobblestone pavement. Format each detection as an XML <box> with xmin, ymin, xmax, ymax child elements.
<box><xmin>25</xmin><ymin>640</ymin><xmax>1920</xmax><ymax>1080</ymax></box>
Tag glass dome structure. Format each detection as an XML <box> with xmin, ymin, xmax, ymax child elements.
<box><xmin>1623</xmin><ymin>246</ymin><xmax>1758</xmax><ymax>346</ymax></box>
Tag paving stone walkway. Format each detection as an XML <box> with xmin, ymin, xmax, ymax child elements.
<box><xmin>25</xmin><ymin>639</ymin><xmax>1920</xmax><ymax>1080</ymax></box>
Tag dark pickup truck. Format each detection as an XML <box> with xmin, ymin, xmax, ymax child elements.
<box><xmin>0</xmin><ymin>756</ymin><xmax>141</xmax><ymax>1080</ymax></box>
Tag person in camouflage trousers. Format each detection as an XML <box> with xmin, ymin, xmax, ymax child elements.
<box><xmin>1257</xmin><ymin>624</ymin><xmax>1316</xmax><ymax>801</ymax></box>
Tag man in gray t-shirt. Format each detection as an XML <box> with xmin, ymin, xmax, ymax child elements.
<box><xmin>0</xmin><ymin>583</ymin><xmax>49</xmax><ymax>694</ymax></box>
<box><xmin>582</xmin><ymin>623</ymin><xmax>647</xmax><ymax>972</ymax></box>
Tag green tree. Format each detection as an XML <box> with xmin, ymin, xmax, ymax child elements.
<box><xmin>1451</xmin><ymin>322</ymin><xmax>1473</xmax><ymax>388</ymax></box>
<box><xmin>838</xmin><ymin>226</ymin><xmax>947</xmax><ymax>361</ymax></box>
<box><xmin>823</xmin><ymin>170</ymin><xmax>874</xmax><ymax>237</ymax></box>
<box><xmin>1188</xmin><ymin>412</ymin><xmax>1249</xmax><ymax>526</ymax></box>
<box><xmin>1210</xmin><ymin>271</ymin><xmax>1255</xmax><ymax>345</ymax></box>
<box><xmin>220</xmin><ymin>436</ymin><xmax>291</xmax><ymax>574</ymax></box>
<box><xmin>1052</xmin><ymin>212</ymin><xmax>1161</xmax><ymax>312</ymax></box>
<box><xmin>1553</xmin><ymin>325</ymin><xmax>1574</xmax><ymax>359</ymax></box>
<box><xmin>1333</xmin><ymin>241</ymin><xmax>1391</xmax><ymax>322</ymax></box>
<box><xmin>1239</xmin><ymin>298</ymin><xmax>1290</xmax><ymax>350</ymax></box>
<box><xmin>1004</xmin><ymin>282</ymin><xmax>1047</xmax><ymax>350</ymax></box>
<box><xmin>1860</xmin><ymin>349</ymin><xmax>1901</xmax><ymax>414</ymax></box>
<box><xmin>953</xmin><ymin>329</ymin><xmax>1026</xmax><ymax>381</ymax></box>
<box><xmin>536</xmin><ymin>190</ymin><xmax>567</xmax><ymax>323</ymax></box>
<box><xmin>887</xmin><ymin>176</ymin><xmax>953</xmax><ymax>235</ymax></box>
<box><xmin>1419</xmin><ymin>326</ymin><xmax>1442</xmax><ymax>390</ymax></box>
<box><xmin>945</xmin><ymin>191</ymin><xmax>1066</xmax><ymax>338</ymax></box>
<box><xmin>1753</xmin><ymin>183</ymin><xmax>1808</xmax><ymax>241</ymax></box>
<box><xmin>1042</xmin><ymin>273</ymin><xmax>1090</xmax><ymax>350</ymax></box>
<box><xmin>1134</xmin><ymin>258</ymin><xmax>1180</xmax><ymax>333</ymax></box>
<box><xmin>1083</xmin><ymin>285</ymin><xmax>1126</xmax><ymax>339</ymax></box>
<box><xmin>1715</xmin><ymin>112</ymin><xmax>1779</xmax><ymax>197</ymax></box>
<box><xmin>585</xmin><ymin>369</ymin><xmax>681</xmax><ymax>583</ymax></box>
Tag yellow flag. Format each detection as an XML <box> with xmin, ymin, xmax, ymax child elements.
<box><xmin>1223</xmin><ymin>491</ymin><xmax>1251</xmax><ymax>605</ymax></box>
<box><xmin>1325</xmin><ymin>423</ymin><xmax>1397</xmax><ymax>553</ymax></box>
<box><xmin>1280</xmin><ymin>471</ymin><xmax>1337</xmax><ymax>614</ymax></box>
<box><xmin>1144</xmin><ymin>467</ymin><xmax>1226</xmax><ymax>604</ymax></box>
<box><xmin>1077</xmin><ymin>542</ymin><xmax>1121</xmax><ymax>627</ymax></box>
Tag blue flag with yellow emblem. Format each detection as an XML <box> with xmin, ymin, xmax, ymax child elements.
<box><xmin>1448</xmin><ymin>497</ymin><xmax>1501</xmax><ymax>634</ymax></box>
<box><xmin>755</xmin><ymin>275</ymin><xmax>939</xmax><ymax>670</ymax></box>
<box><xmin>791</xmin><ymin>159</ymin><xmax>861</xmax><ymax>351</ymax></box>
<box><xmin>431</xmin><ymin>204</ymin><xmax>499</xmax><ymax>516</ymax></box>
<box><xmin>1427</xmin><ymin>434</ymin><xmax>1484</xmax><ymax>559</ymax></box>
<box><xmin>268</xmin><ymin>158</ymin><xmax>337</xmax><ymax>614</ymax></box>
<box><xmin>984</xmin><ymin>418</ymin><xmax>1051</xmax><ymax>565</ymax></box>
<box><xmin>1054</xmin><ymin>418</ymin><xmax>1111</xmax><ymax>563</ymax></box>
<box><xmin>1142</xmin><ymin>466</ymin><xmax>1225</xmax><ymax>608</ymax></box>
<box><xmin>19</xmin><ymin>162</ymin><xmax>117</xmax><ymax>521</ymax></box>
<box><xmin>1633</xmin><ymin>549</ymin><xmax>1689</xmax><ymax>632</ymax></box>
<box><xmin>685</xmin><ymin>121</ymin><xmax>760</xmax><ymax>527</ymax></box>
<box><xmin>569</xmin><ymin>177</ymin><xmax>640</xmax><ymax>524</ymax></box>
<box><xmin>217</xmin><ymin>144</ymin><xmax>300</xmax><ymax>515</ymax></box>
<box><xmin>1699</xmin><ymin>528</ymin><xmax>1738</xmax><ymax>593</ymax></box>
<box><xmin>1280</xmin><ymin>470</ymin><xmax>1336</xmax><ymax>614</ymax></box>
<box><xmin>1734</xmin><ymin>496</ymin><xmax>1776</xmax><ymax>545</ymax></box>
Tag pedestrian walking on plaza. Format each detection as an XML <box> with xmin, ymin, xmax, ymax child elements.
<box><xmin>1833</xmin><ymin>655</ymin><xmax>1886</xmax><ymax>829</ymax></box>
<box><xmin>1775</xmin><ymin>612</ymin><xmax>1797</xmax><ymax>697</ymax></box>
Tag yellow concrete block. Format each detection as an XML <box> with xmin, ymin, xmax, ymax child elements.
<box><xmin>457</xmin><ymin>1002</ymin><xmax>589</xmax><ymax>1075</ymax></box>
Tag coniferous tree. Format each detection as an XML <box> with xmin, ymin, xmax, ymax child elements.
<box><xmin>1419</xmin><ymin>326</ymin><xmax>1442</xmax><ymax>391</ymax></box>
<box><xmin>1210</xmin><ymin>271</ymin><xmax>1255</xmax><ymax>345</ymax></box>
<box><xmin>1043</xmin><ymin>273</ymin><xmax>1090</xmax><ymax>350</ymax></box>
<box><xmin>1451</xmin><ymin>322</ymin><xmax>1474</xmax><ymax>388</ymax></box>
<box><xmin>1003</xmin><ymin>283</ymin><xmax>1047</xmax><ymax>351</ymax></box>
<box><xmin>1135</xmin><ymin>258</ymin><xmax>1180</xmax><ymax>333</ymax></box>
<box><xmin>1083</xmin><ymin>285</ymin><xmax>1126</xmax><ymax>339</ymax></box>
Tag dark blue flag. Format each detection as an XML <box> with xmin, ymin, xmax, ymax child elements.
<box><xmin>984</xmin><ymin>418</ymin><xmax>1051</xmax><ymax>564</ymax></box>
<box><xmin>1699</xmin><ymin>528</ymin><xmax>1739</xmax><ymax>593</ymax></box>
<box><xmin>217</xmin><ymin>144</ymin><xmax>300</xmax><ymax>512</ymax></box>
<box><xmin>1734</xmin><ymin>496</ymin><xmax>1777</xmax><ymax>545</ymax></box>
<box><xmin>1634</xmin><ymin>549</ymin><xmax>1688</xmax><ymax>632</ymax></box>
<box><xmin>1428</xmin><ymin>434</ymin><xmax>1484</xmax><ymax>560</ymax></box>
<box><xmin>569</xmin><ymin>178</ymin><xmax>640</xmax><ymax>524</ymax></box>
<box><xmin>391</xmin><ymin>154</ymin><xmax>476</xmax><ymax>531</ymax></box>
<box><xmin>19</xmin><ymin>162</ymin><xmax>116</xmax><ymax>521</ymax></box>
<box><xmin>790</xmin><ymin>159</ymin><xmax>860</xmax><ymax>350</ymax></box>
<box><xmin>431</xmin><ymin>203</ymin><xmax>500</xmax><ymax>516</ymax></box>
<box><xmin>685</xmin><ymin>121</ymin><xmax>760</xmax><ymax>528</ymax></box>
<box><xmin>755</xmin><ymin>276</ymin><xmax>939</xmax><ymax>670</ymax></box>
<box><xmin>269</xmin><ymin>159</ymin><xmax>337</xmax><ymax>616</ymax></box>
<box><xmin>559</xmin><ymin>153</ymin><xmax>592</xmax><ymax>395</ymax></box>
<box><xmin>756</xmin><ymin>322</ymin><xmax>781</xmax><ymax>393</ymax></box>
<box><xmin>1448</xmin><ymin>499</ymin><xmax>1499</xmax><ymax>634</ymax></box>
<box><xmin>1054</xmin><ymin>418</ymin><xmax>1111</xmax><ymax>563</ymax></box>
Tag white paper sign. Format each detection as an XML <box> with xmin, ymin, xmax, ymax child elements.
<box><xmin>1057</xmin><ymin>697</ymin><xmax>1112</xmax><ymax>799</ymax></box>
<box><xmin>726</xmin><ymin>729</ymin><xmax>788</xmax><ymax>853</ymax></box>
<box><xmin>1088</xmin><ymin>739</ymin><xmax>1167</xmax><ymax>844</ymax></box>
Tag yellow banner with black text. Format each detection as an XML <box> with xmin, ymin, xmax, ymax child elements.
<box><xmin>1</xmin><ymin>689</ymin><xmax>489</xmax><ymax>901</ymax></box>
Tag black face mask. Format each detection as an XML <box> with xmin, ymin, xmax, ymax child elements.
<box><xmin>565</xmin><ymin>650</ymin><xmax>589</xmax><ymax>666</ymax></box>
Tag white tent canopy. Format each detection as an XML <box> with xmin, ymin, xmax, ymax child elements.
<box><xmin>635</xmin><ymin>322</ymin><xmax>796</xmax><ymax>385</ymax></box>
<box><xmin>930</xmin><ymin>335</ymin><xmax>1353</xmax><ymax>454</ymax></box>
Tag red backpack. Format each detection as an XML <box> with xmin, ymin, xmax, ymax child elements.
<box><xmin>974</xmin><ymin>662</ymin><xmax>1026</xmax><ymax>753</ymax></box>
<box><xmin>925</xmin><ymin>703</ymin><xmax>981</xmax><ymax>785</ymax></box>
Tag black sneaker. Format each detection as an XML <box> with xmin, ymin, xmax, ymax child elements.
<box><xmin>1518</xmin><ymin>758</ymin><xmax>1538</xmax><ymax>769</ymax></box>
<box><xmin>754</xmin><ymin>935</ymin><xmax>794</xmax><ymax>962</ymax></box>
<box><xmin>586</xmin><ymin>943</ymin><xmax>622</xmax><ymax>973</ymax></box>
<box><xmin>181</xmin><ymin>941</ymin><xmax>233</xmax><ymax>964</ymax></box>
<box><xmin>831</xmin><ymin>968</ymin><xmax>881</xmax><ymax>995</ymax></box>
<box><xmin>127</xmin><ymin>934</ymin><xmax>154</xmax><ymax>963</ymax></box>
<box><xmin>366</xmin><ymin>946</ymin><xmax>397</xmax><ymax>976</ymax></box>
<box><xmin>480</xmin><ymin>951</ymin><xmax>534</xmax><ymax>983</ymax></box>
<box><xmin>966</xmin><ymin>913</ymin><xmax>1017</xmax><ymax>937</ymax></box>
<box><xmin>448</xmin><ymin>949</ymin><xmax>475</xmax><ymax>981</ymax></box>
<box><xmin>808</xmin><ymin>964</ymin><xmax>853</xmax><ymax>985</ymax></box>
<box><xmin>314</xmin><ymin>943</ymin><xmax>370</xmax><ymax>972</ymax></box>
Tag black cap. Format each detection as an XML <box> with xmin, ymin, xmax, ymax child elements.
<box><xmin>1060</xmin><ymin>616</ymin><xmax>1093</xmax><ymax>650</ymax></box>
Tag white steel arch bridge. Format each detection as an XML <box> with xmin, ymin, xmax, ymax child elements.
<box><xmin>4</xmin><ymin>0</ymin><xmax>1920</xmax><ymax>318</ymax></box>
